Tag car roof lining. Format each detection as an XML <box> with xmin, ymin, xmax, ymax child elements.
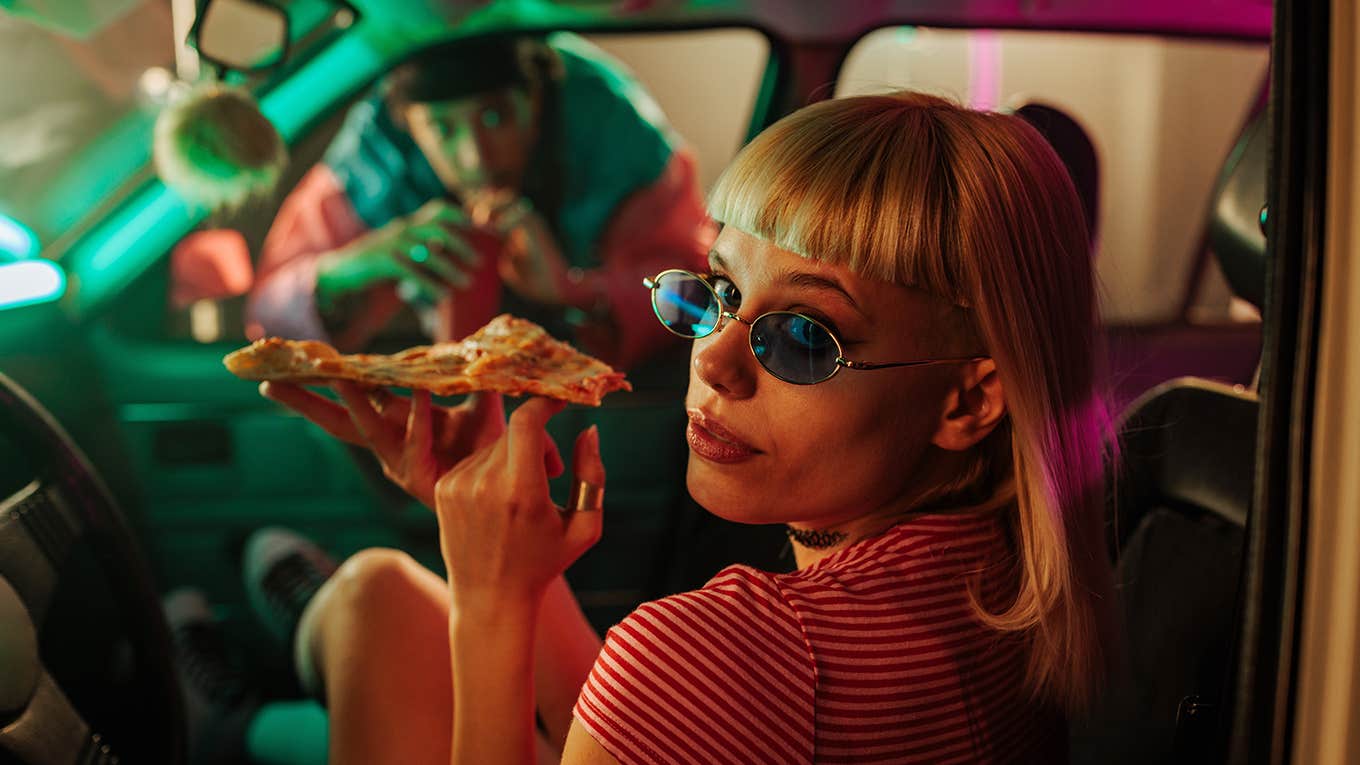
<box><xmin>343</xmin><ymin>0</ymin><xmax>1272</xmax><ymax>44</ymax></box>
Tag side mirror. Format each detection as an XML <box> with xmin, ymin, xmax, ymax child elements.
<box><xmin>190</xmin><ymin>0</ymin><xmax>289</xmax><ymax>71</ymax></box>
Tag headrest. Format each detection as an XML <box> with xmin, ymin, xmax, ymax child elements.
<box><xmin>1209</xmin><ymin>108</ymin><xmax>1269</xmax><ymax>310</ymax></box>
<box><xmin>1112</xmin><ymin>378</ymin><xmax>1258</xmax><ymax>553</ymax></box>
<box><xmin>1015</xmin><ymin>103</ymin><xmax>1100</xmax><ymax>244</ymax></box>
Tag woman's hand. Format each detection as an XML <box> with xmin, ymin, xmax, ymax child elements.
<box><xmin>260</xmin><ymin>380</ymin><xmax>536</xmax><ymax>509</ymax></box>
<box><xmin>434</xmin><ymin>397</ymin><xmax>605</xmax><ymax>604</ymax></box>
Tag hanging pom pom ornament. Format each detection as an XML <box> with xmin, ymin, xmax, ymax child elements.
<box><xmin>153</xmin><ymin>82</ymin><xmax>287</xmax><ymax>211</ymax></box>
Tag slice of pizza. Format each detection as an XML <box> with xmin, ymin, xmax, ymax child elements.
<box><xmin>223</xmin><ymin>314</ymin><xmax>631</xmax><ymax>406</ymax></box>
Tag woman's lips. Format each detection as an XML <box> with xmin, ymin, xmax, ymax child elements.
<box><xmin>686</xmin><ymin>411</ymin><xmax>759</xmax><ymax>464</ymax></box>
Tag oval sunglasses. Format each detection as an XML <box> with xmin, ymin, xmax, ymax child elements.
<box><xmin>642</xmin><ymin>269</ymin><xmax>988</xmax><ymax>385</ymax></box>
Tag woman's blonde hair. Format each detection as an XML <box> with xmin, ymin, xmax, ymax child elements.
<box><xmin>709</xmin><ymin>91</ymin><xmax>1116</xmax><ymax>714</ymax></box>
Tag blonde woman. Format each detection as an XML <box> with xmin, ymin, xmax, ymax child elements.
<box><xmin>262</xmin><ymin>90</ymin><xmax>1117</xmax><ymax>763</ymax></box>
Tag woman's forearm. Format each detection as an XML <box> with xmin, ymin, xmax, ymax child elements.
<box><xmin>449</xmin><ymin>593</ymin><xmax>540</xmax><ymax>765</ymax></box>
<box><xmin>435</xmin><ymin>400</ymin><xmax>607</xmax><ymax>764</ymax></box>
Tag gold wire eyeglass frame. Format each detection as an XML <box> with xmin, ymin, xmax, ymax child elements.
<box><xmin>642</xmin><ymin>269</ymin><xmax>988</xmax><ymax>385</ymax></box>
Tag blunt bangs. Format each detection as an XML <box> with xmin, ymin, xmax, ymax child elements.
<box><xmin>707</xmin><ymin>94</ymin><xmax>972</xmax><ymax>306</ymax></box>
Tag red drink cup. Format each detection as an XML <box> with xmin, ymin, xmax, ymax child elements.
<box><xmin>433</xmin><ymin>224</ymin><xmax>503</xmax><ymax>342</ymax></box>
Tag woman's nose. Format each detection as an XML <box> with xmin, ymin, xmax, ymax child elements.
<box><xmin>691</xmin><ymin>318</ymin><xmax>756</xmax><ymax>399</ymax></box>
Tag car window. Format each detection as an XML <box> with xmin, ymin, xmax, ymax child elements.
<box><xmin>586</xmin><ymin>29</ymin><xmax>770</xmax><ymax>191</ymax></box>
<box><xmin>838</xmin><ymin>27</ymin><xmax>1269</xmax><ymax>326</ymax></box>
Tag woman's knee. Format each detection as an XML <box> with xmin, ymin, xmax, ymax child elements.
<box><xmin>324</xmin><ymin>547</ymin><xmax>430</xmax><ymax>616</ymax></box>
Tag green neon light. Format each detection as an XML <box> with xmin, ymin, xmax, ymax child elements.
<box><xmin>261</xmin><ymin>35</ymin><xmax>384</xmax><ymax>139</ymax></box>
<box><xmin>0</xmin><ymin>260</ymin><xmax>66</xmax><ymax>310</ymax></box>
<box><xmin>68</xmin><ymin>184</ymin><xmax>196</xmax><ymax>313</ymax></box>
<box><xmin>0</xmin><ymin>214</ymin><xmax>40</xmax><ymax>260</ymax></box>
<box><xmin>455</xmin><ymin>0</ymin><xmax>593</xmax><ymax>32</ymax></box>
<box><xmin>88</xmin><ymin>186</ymin><xmax>195</xmax><ymax>275</ymax></box>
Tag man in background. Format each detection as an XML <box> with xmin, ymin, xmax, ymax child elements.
<box><xmin>247</xmin><ymin>32</ymin><xmax>712</xmax><ymax>369</ymax></box>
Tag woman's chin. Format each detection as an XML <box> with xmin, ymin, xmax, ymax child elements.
<box><xmin>686</xmin><ymin>461</ymin><xmax>770</xmax><ymax>525</ymax></box>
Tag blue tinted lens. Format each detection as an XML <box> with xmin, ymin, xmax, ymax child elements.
<box><xmin>652</xmin><ymin>272</ymin><xmax>721</xmax><ymax>337</ymax></box>
<box><xmin>750</xmin><ymin>313</ymin><xmax>840</xmax><ymax>384</ymax></box>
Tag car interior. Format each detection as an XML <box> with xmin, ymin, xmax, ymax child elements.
<box><xmin>1</xmin><ymin>0</ymin><xmax>1339</xmax><ymax>762</ymax></box>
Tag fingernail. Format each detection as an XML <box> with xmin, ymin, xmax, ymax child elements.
<box><xmin>588</xmin><ymin>424</ymin><xmax>600</xmax><ymax>455</ymax></box>
<box><xmin>258</xmin><ymin>382</ymin><xmax>271</xmax><ymax>397</ymax></box>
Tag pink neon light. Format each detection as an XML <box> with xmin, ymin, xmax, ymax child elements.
<box><xmin>969</xmin><ymin>31</ymin><xmax>1001</xmax><ymax>111</ymax></box>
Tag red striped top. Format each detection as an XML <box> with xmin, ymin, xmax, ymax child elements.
<box><xmin>573</xmin><ymin>511</ymin><xmax>1066</xmax><ymax>764</ymax></box>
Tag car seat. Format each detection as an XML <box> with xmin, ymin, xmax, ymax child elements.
<box><xmin>1070</xmin><ymin>96</ymin><xmax>1268</xmax><ymax>765</ymax></box>
<box><xmin>1015</xmin><ymin>102</ymin><xmax>1100</xmax><ymax>244</ymax></box>
<box><xmin>1070</xmin><ymin>376</ymin><xmax>1256</xmax><ymax>764</ymax></box>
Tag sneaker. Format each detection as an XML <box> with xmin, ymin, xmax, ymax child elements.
<box><xmin>242</xmin><ymin>527</ymin><xmax>338</xmax><ymax>647</ymax></box>
<box><xmin>163</xmin><ymin>588</ymin><xmax>259</xmax><ymax>765</ymax></box>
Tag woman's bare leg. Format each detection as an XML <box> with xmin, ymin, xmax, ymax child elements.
<box><xmin>297</xmin><ymin>548</ymin><xmax>453</xmax><ymax>764</ymax></box>
<box><xmin>294</xmin><ymin>548</ymin><xmax>604</xmax><ymax>764</ymax></box>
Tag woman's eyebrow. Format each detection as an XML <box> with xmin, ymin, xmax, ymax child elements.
<box><xmin>777</xmin><ymin>270</ymin><xmax>863</xmax><ymax>314</ymax></box>
<box><xmin>709</xmin><ymin>253</ymin><xmax>864</xmax><ymax>316</ymax></box>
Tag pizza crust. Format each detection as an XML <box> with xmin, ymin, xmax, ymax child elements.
<box><xmin>224</xmin><ymin>314</ymin><xmax>631</xmax><ymax>406</ymax></box>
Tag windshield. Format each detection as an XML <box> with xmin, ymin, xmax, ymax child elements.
<box><xmin>0</xmin><ymin>1</ymin><xmax>178</xmax><ymax>254</ymax></box>
<box><xmin>0</xmin><ymin>0</ymin><xmax>353</xmax><ymax>261</ymax></box>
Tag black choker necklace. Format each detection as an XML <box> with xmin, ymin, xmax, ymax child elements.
<box><xmin>785</xmin><ymin>525</ymin><xmax>848</xmax><ymax>550</ymax></box>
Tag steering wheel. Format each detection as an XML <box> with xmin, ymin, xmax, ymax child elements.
<box><xmin>0</xmin><ymin>372</ymin><xmax>184</xmax><ymax>764</ymax></box>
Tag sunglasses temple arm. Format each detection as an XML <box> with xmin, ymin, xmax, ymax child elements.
<box><xmin>839</xmin><ymin>355</ymin><xmax>990</xmax><ymax>371</ymax></box>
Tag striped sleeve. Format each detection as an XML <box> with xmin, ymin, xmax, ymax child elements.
<box><xmin>573</xmin><ymin>566</ymin><xmax>817</xmax><ymax>765</ymax></box>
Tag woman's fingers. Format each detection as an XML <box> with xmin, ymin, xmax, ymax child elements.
<box><xmin>260</xmin><ymin>382</ymin><xmax>364</xmax><ymax>445</ymax></box>
<box><xmin>572</xmin><ymin>425</ymin><xmax>606</xmax><ymax>488</ymax></box>
<box><xmin>407</xmin><ymin>389</ymin><xmax>433</xmax><ymax>452</ymax></box>
<box><xmin>404</xmin><ymin>390</ymin><xmax>436</xmax><ymax>505</ymax></box>
<box><xmin>565</xmin><ymin>426</ymin><xmax>605</xmax><ymax>549</ymax></box>
<box><xmin>428</xmin><ymin>392</ymin><xmax>504</xmax><ymax>470</ymax></box>
<box><xmin>334</xmin><ymin>381</ymin><xmax>402</xmax><ymax>457</ymax></box>
<box><xmin>364</xmin><ymin>387</ymin><xmax>412</xmax><ymax>432</ymax></box>
<box><xmin>506</xmin><ymin>397</ymin><xmax>568</xmax><ymax>493</ymax></box>
<box><xmin>468</xmin><ymin>391</ymin><xmax>507</xmax><ymax>447</ymax></box>
<box><xmin>543</xmin><ymin>436</ymin><xmax>565</xmax><ymax>479</ymax></box>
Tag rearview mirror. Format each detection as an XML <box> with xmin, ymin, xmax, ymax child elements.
<box><xmin>191</xmin><ymin>0</ymin><xmax>289</xmax><ymax>71</ymax></box>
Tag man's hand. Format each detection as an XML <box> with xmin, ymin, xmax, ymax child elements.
<box><xmin>314</xmin><ymin>198</ymin><xmax>482</xmax><ymax>311</ymax></box>
<box><xmin>472</xmin><ymin>194</ymin><xmax>573</xmax><ymax>307</ymax></box>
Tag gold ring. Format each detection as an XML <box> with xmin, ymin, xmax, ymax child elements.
<box><xmin>567</xmin><ymin>478</ymin><xmax>604</xmax><ymax>513</ymax></box>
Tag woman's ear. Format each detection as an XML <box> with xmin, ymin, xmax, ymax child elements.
<box><xmin>931</xmin><ymin>359</ymin><xmax>1007</xmax><ymax>451</ymax></box>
